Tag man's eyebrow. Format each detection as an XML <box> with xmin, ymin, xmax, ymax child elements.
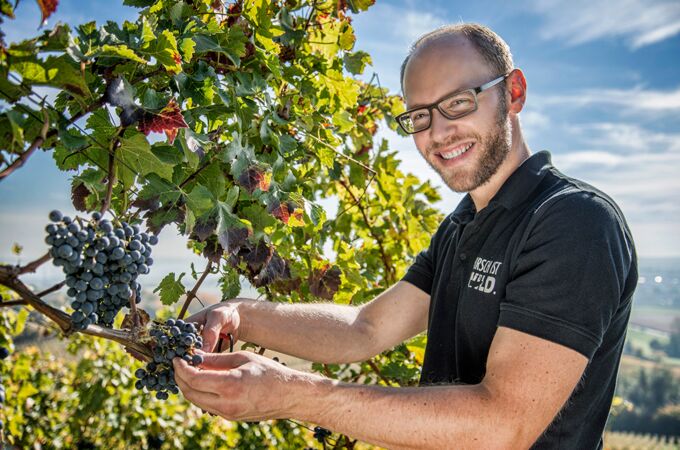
<box><xmin>406</xmin><ymin>84</ymin><xmax>466</xmax><ymax>111</ymax></box>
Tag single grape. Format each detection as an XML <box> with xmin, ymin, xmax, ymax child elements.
<box><xmin>49</xmin><ymin>210</ymin><xmax>63</xmax><ymax>222</ymax></box>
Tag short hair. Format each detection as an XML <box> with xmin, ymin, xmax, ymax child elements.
<box><xmin>399</xmin><ymin>23</ymin><xmax>515</xmax><ymax>95</ymax></box>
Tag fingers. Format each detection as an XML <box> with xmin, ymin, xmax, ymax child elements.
<box><xmin>201</xmin><ymin>309</ymin><xmax>232</xmax><ymax>352</ymax></box>
<box><xmin>197</xmin><ymin>350</ymin><xmax>249</xmax><ymax>370</ymax></box>
<box><xmin>173</xmin><ymin>355</ymin><xmax>243</xmax><ymax>393</ymax></box>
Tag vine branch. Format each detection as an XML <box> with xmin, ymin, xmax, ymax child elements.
<box><xmin>178</xmin><ymin>260</ymin><xmax>213</xmax><ymax>320</ymax></box>
<box><xmin>0</xmin><ymin>264</ymin><xmax>153</xmax><ymax>360</ymax></box>
<box><xmin>0</xmin><ymin>109</ymin><xmax>49</xmax><ymax>181</ymax></box>
<box><xmin>337</xmin><ymin>178</ymin><xmax>395</xmax><ymax>284</ymax></box>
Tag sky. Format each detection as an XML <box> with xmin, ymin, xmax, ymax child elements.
<box><xmin>1</xmin><ymin>0</ymin><xmax>679</xmax><ymax>292</ymax></box>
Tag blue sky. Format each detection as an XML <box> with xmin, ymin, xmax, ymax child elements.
<box><xmin>1</xmin><ymin>0</ymin><xmax>679</xmax><ymax>290</ymax></box>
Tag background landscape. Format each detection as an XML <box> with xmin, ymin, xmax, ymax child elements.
<box><xmin>1</xmin><ymin>0</ymin><xmax>679</xmax><ymax>447</ymax></box>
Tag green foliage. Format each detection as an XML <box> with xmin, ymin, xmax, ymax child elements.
<box><xmin>0</xmin><ymin>309</ymin><xmax>316</xmax><ymax>449</ymax></box>
<box><xmin>0</xmin><ymin>0</ymin><xmax>440</xmax><ymax>445</ymax></box>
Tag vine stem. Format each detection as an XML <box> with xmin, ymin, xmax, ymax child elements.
<box><xmin>100</xmin><ymin>127</ymin><xmax>123</xmax><ymax>215</ymax></box>
<box><xmin>366</xmin><ymin>358</ymin><xmax>400</xmax><ymax>387</ymax></box>
<box><xmin>337</xmin><ymin>178</ymin><xmax>395</xmax><ymax>284</ymax></box>
<box><xmin>178</xmin><ymin>260</ymin><xmax>213</xmax><ymax>320</ymax></box>
<box><xmin>304</xmin><ymin>132</ymin><xmax>376</xmax><ymax>175</ymax></box>
<box><xmin>0</xmin><ymin>109</ymin><xmax>49</xmax><ymax>181</ymax></box>
<box><xmin>0</xmin><ymin>265</ymin><xmax>153</xmax><ymax>360</ymax></box>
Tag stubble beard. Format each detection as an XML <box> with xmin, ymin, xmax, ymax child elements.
<box><xmin>425</xmin><ymin>98</ymin><xmax>512</xmax><ymax>193</ymax></box>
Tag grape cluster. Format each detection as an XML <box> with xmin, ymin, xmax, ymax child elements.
<box><xmin>45</xmin><ymin>210</ymin><xmax>158</xmax><ymax>330</ymax></box>
<box><xmin>134</xmin><ymin>319</ymin><xmax>204</xmax><ymax>400</ymax></box>
<box><xmin>0</xmin><ymin>346</ymin><xmax>9</xmax><ymax>432</ymax></box>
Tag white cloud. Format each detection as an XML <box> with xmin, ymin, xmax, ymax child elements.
<box><xmin>533</xmin><ymin>86</ymin><xmax>680</xmax><ymax>114</ymax></box>
<box><xmin>529</xmin><ymin>0</ymin><xmax>680</xmax><ymax>49</ymax></box>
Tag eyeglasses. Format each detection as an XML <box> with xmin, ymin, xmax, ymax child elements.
<box><xmin>396</xmin><ymin>73</ymin><xmax>510</xmax><ymax>134</ymax></box>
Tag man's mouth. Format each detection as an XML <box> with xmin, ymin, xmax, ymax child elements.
<box><xmin>438</xmin><ymin>142</ymin><xmax>474</xmax><ymax>160</ymax></box>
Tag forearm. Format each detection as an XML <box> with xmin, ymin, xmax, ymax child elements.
<box><xmin>237</xmin><ymin>299</ymin><xmax>371</xmax><ymax>364</ymax></box>
<box><xmin>288</xmin><ymin>373</ymin><xmax>518</xmax><ymax>450</ymax></box>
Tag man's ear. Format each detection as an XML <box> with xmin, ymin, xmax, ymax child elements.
<box><xmin>506</xmin><ymin>68</ymin><xmax>527</xmax><ymax>114</ymax></box>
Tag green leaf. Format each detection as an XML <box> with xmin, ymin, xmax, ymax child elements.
<box><xmin>97</xmin><ymin>44</ymin><xmax>148</xmax><ymax>64</ymax></box>
<box><xmin>186</xmin><ymin>184</ymin><xmax>214</xmax><ymax>217</ymax></box>
<box><xmin>141</xmin><ymin>29</ymin><xmax>182</xmax><ymax>73</ymax></box>
<box><xmin>343</xmin><ymin>51</ymin><xmax>372</xmax><ymax>75</ymax></box>
<box><xmin>179</xmin><ymin>37</ymin><xmax>195</xmax><ymax>63</ymax></box>
<box><xmin>11</xmin><ymin>55</ymin><xmax>90</xmax><ymax>97</ymax></box>
<box><xmin>219</xmin><ymin>269</ymin><xmax>241</xmax><ymax>300</ymax></box>
<box><xmin>117</xmin><ymin>132</ymin><xmax>174</xmax><ymax>186</ymax></box>
<box><xmin>153</xmin><ymin>272</ymin><xmax>186</xmax><ymax>306</ymax></box>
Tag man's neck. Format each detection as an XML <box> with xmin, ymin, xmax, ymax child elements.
<box><xmin>469</xmin><ymin>124</ymin><xmax>531</xmax><ymax>212</ymax></box>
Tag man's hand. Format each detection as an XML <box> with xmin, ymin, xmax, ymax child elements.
<box><xmin>185</xmin><ymin>299</ymin><xmax>251</xmax><ymax>352</ymax></box>
<box><xmin>172</xmin><ymin>350</ymin><xmax>309</xmax><ymax>421</ymax></box>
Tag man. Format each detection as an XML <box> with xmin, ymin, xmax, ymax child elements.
<box><xmin>172</xmin><ymin>23</ymin><xmax>637</xmax><ymax>449</ymax></box>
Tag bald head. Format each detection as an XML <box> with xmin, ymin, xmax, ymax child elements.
<box><xmin>400</xmin><ymin>23</ymin><xmax>514</xmax><ymax>96</ymax></box>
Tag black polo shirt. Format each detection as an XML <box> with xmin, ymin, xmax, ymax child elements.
<box><xmin>402</xmin><ymin>150</ymin><xmax>638</xmax><ymax>449</ymax></box>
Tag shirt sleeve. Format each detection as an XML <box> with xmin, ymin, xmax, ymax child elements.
<box><xmin>498</xmin><ymin>192</ymin><xmax>635</xmax><ymax>359</ymax></box>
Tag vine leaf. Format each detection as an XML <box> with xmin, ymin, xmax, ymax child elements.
<box><xmin>153</xmin><ymin>272</ymin><xmax>186</xmax><ymax>306</ymax></box>
<box><xmin>71</xmin><ymin>182</ymin><xmax>91</xmax><ymax>212</ymax></box>
<box><xmin>237</xmin><ymin>164</ymin><xmax>271</xmax><ymax>194</ymax></box>
<box><xmin>138</xmin><ymin>99</ymin><xmax>188</xmax><ymax>143</ymax></box>
<box><xmin>309</xmin><ymin>265</ymin><xmax>342</xmax><ymax>300</ymax></box>
<box><xmin>36</xmin><ymin>0</ymin><xmax>59</xmax><ymax>23</ymax></box>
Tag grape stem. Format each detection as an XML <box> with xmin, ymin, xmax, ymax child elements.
<box><xmin>0</xmin><ymin>265</ymin><xmax>153</xmax><ymax>361</ymax></box>
<box><xmin>129</xmin><ymin>290</ymin><xmax>141</xmax><ymax>330</ymax></box>
<box><xmin>178</xmin><ymin>260</ymin><xmax>213</xmax><ymax>320</ymax></box>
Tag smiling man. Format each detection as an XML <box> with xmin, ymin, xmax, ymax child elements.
<box><xmin>173</xmin><ymin>23</ymin><xmax>638</xmax><ymax>449</ymax></box>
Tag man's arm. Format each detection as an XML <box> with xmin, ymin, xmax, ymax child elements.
<box><xmin>236</xmin><ymin>281</ymin><xmax>429</xmax><ymax>364</ymax></box>
<box><xmin>288</xmin><ymin>326</ymin><xmax>588</xmax><ymax>450</ymax></box>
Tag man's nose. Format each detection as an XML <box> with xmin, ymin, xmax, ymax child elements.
<box><xmin>428</xmin><ymin>108</ymin><xmax>459</xmax><ymax>144</ymax></box>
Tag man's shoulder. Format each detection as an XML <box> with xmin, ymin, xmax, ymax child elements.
<box><xmin>532</xmin><ymin>166</ymin><xmax>628</xmax><ymax>228</ymax></box>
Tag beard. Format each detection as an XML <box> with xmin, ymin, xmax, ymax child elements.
<box><xmin>424</xmin><ymin>96</ymin><xmax>511</xmax><ymax>193</ymax></box>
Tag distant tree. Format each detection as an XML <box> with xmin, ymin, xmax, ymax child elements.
<box><xmin>665</xmin><ymin>317</ymin><xmax>680</xmax><ymax>358</ymax></box>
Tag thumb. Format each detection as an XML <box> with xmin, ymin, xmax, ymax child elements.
<box><xmin>196</xmin><ymin>350</ymin><xmax>249</xmax><ymax>370</ymax></box>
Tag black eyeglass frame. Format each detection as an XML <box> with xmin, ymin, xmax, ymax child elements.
<box><xmin>396</xmin><ymin>72</ymin><xmax>511</xmax><ymax>134</ymax></box>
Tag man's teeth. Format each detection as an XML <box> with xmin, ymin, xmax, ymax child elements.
<box><xmin>441</xmin><ymin>143</ymin><xmax>473</xmax><ymax>160</ymax></box>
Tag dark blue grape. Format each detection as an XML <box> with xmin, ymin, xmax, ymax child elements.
<box><xmin>148</xmin><ymin>235</ymin><xmax>158</xmax><ymax>245</ymax></box>
<box><xmin>0</xmin><ymin>347</ymin><xmax>9</xmax><ymax>359</ymax></box>
<box><xmin>49</xmin><ymin>210</ymin><xmax>63</xmax><ymax>222</ymax></box>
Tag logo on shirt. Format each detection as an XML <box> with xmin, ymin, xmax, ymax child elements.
<box><xmin>467</xmin><ymin>257</ymin><xmax>502</xmax><ymax>295</ymax></box>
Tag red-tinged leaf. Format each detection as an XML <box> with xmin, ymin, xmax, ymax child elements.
<box><xmin>268</xmin><ymin>200</ymin><xmax>290</xmax><ymax>224</ymax></box>
<box><xmin>172</xmin><ymin>51</ymin><xmax>182</xmax><ymax>66</ymax></box>
<box><xmin>226</xmin><ymin>2</ymin><xmax>242</xmax><ymax>27</ymax></box>
<box><xmin>144</xmin><ymin>205</ymin><xmax>184</xmax><ymax>235</ymax></box>
<box><xmin>309</xmin><ymin>265</ymin><xmax>342</xmax><ymax>300</ymax></box>
<box><xmin>71</xmin><ymin>182</ymin><xmax>91</xmax><ymax>212</ymax></box>
<box><xmin>138</xmin><ymin>98</ymin><xmax>188</xmax><ymax>137</ymax></box>
<box><xmin>237</xmin><ymin>165</ymin><xmax>271</xmax><ymax>194</ymax></box>
<box><xmin>165</xmin><ymin>128</ymin><xmax>178</xmax><ymax>144</ymax></box>
<box><xmin>192</xmin><ymin>215</ymin><xmax>218</xmax><ymax>242</ymax></box>
<box><xmin>254</xmin><ymin>252</ymin><xmax>290</xmax><ymax>287</ymax></box>
<box><xmin>241</xmin><ymin>239</ymin><xmax>273</xmax><ymax>274</ymax></box>
<box><xmin>132</xmin><ymin>195</ymin><xmax>160</xmax><ymax>212</ymax></box>
<box><xmin>36</xmin><ymin>0</ymin><xmax>58</xmax><ymax>23</ymax></box>
<box><xmin>219</xmin><ymin>226</ymin><xmax>251</xmax><ymax>255</ymax></box>
<box><xmin>203</xmin><ymin>237</ymin><xmax>224</xmax><ymax>263</ymax></box>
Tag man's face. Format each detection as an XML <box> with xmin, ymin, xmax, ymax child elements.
<box><xmin>403</xmin><ymin>37</ymin><xmax>512</xmax><ymax>194</ymax></box>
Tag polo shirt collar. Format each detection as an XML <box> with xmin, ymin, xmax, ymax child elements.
<box><xmin>448</xmin><ymin>150</ymin><xmax>554</xmax><ymax>224</ymax></box>
<box><xmin>489</xmin><ymin>150</ymin><xmax>554</xmax><ymax>210</ymax></box>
